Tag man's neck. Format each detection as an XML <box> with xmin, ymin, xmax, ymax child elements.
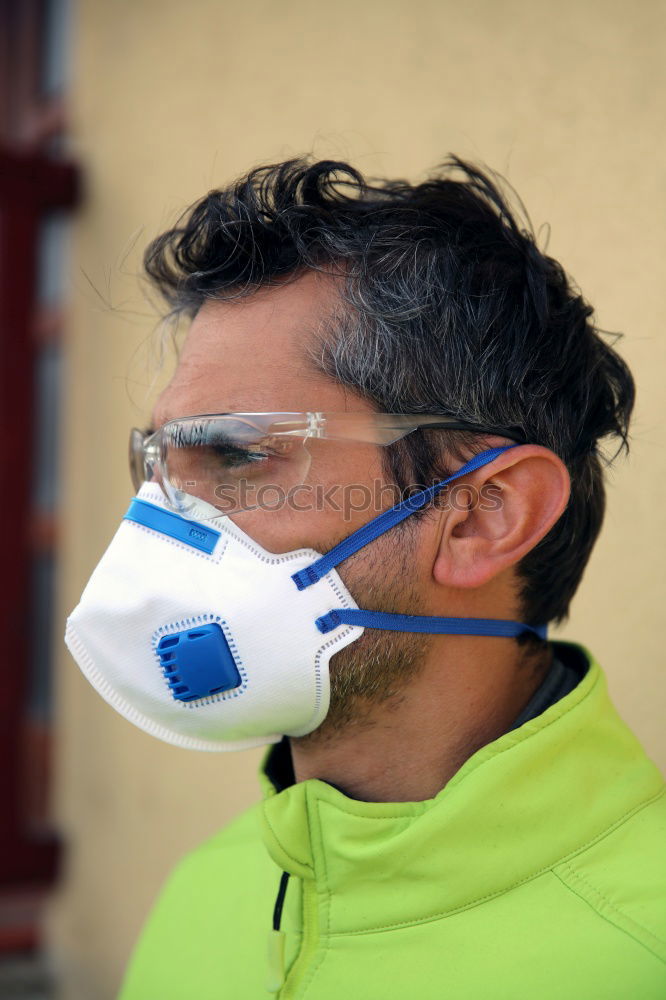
<box><xmin>289</xmin><ymin>638</ymin><xmax>552</xmax><ymax>803</ymax></box>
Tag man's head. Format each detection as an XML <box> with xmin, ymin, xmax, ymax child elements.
<box><xmin>143</xmin><ymin>155</ymin><xmax>634</xmax><ymax>737</ymax></box>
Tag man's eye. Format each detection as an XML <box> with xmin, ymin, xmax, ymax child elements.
<box><xmin>208</xmin><ymin>435</ymin><xmax>299</xmax><ymax>468</ymax></box>
<box><xmin>209</xmin><ymin>443</ymin><xmax>269</xmax><ymax>468</ymax></box>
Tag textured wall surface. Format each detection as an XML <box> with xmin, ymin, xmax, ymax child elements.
<box><xmin>48</xmin><ymin>1</ymin><xmax>665</xmax><ymax>996</ymax></box>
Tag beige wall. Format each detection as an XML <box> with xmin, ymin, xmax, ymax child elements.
<box><xmin>48</xmin><ymin>0</ymin><xmax>666</xmax><ymax>996</ymax></box>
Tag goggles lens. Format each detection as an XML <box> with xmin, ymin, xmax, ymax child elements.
<box><xmin>132</xmin><ymin>416</ymin><xmax>311</xmax><ymax>519</ymax></box>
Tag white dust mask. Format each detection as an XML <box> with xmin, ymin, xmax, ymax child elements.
<box><xmin>64</xmin><ymin>482</ymin><xmax>363</xmax><ymax>751</ymax></box>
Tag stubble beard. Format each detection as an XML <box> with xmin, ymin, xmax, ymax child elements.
<box><xmin>293</xmin><ymin>525</ymin><xmax>432</xmax><ymax>747</ymax></box>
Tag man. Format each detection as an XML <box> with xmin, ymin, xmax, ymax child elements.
<box><xmin>66</xmin><ymin>156</ymin><xmax>665</xmax><ymax>998</ymax></box>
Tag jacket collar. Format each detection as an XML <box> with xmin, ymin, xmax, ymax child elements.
<box><xmin>258</xmin><ymin>642</ymin><xmax>663</xmax><ymax>934</ymax></box>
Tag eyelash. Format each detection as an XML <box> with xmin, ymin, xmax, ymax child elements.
<box><xmin>153</xmin><ymin>425</ymin><xmax>272</xmax><ymax>467</ymax></box>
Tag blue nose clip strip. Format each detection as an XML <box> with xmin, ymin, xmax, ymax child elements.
<box><xmin>291</xmin><ymin>445</ymin><xmax>547</xmax><ymax>641</ymax></box>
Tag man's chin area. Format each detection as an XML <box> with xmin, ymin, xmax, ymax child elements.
<box><xmin>294</xmin><ymin>628</ymin><xmax>429</xmax><ymax>748</ymax></box>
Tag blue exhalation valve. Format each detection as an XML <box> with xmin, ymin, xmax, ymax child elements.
<box><xmin>156</xmin><ymin>623</ymin><xmax>241</xmax><ymax>703</ymax></box>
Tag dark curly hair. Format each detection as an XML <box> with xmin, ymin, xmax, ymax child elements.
<box><xmin>143</xmin><ymin>155</ymin><xmax>635</xmax><ymax>633</ymax></box>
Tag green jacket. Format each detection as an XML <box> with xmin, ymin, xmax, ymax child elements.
<box><xmin>119</xmin><ymin>643</ymin><xmax>666</xmax><ymax>998</ymax></box>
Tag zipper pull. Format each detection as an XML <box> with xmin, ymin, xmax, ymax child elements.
<box><xmin>266</xmin><ymin>929</ymin><xmax>286</xmax><ymax>993</ymax></box>
<box><xmin>266</xmin><ymin>872</ymin><xmax>290</xmax><ymax>993</ymax></box>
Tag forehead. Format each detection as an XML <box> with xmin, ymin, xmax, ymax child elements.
<box><xmin>153</xmin><ymin>269</ymin><xmax>356</xmax><ymax>425</ymax></box>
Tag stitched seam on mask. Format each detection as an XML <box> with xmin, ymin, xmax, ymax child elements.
<box><xmin>302</xmin><ymin>628</ymin><xmax>354</xmax><ymax>734</ymax></box>
<box><xmin>151</xmin><ymin>614</ymin><xmax>249</xmax><ymax>705</ymax></box>
<box><xmin>126</xmin><ymin>521</ymin><xmax>229</xmax><ymax>564</ymax></box>
<box><xmin>136</xmin><ymin>485</ymin><xmax>168</xmax><ymax>506</ymax></box>
<box><xmin>224</xmin><ymin>528</ymin><xmax>320</xmax><ymax>566</ymax></box>
<box><xmin>327</xmin><ymin>574</ymin><xmax>354</xmax><ymax>607</ymax></box>
<box><xmin>325</xmin><ymin>788</ymin><xmax>666</xmax><ymax>937</ymax></box>
<box><xmin>299</xmin><ymin>575</ymin><xmax>361</xmax><ymax>733</ymax></box>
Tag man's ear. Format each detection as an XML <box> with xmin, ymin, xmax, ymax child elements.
<box><xmin>432</xmin><ymin>446</ymin><xmax>570</xmax><ymax>590</ymax></box>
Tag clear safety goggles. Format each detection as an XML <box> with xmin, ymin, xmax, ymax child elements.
<box><xmin>130</xmin><ymin>412</ymin><xmax>526</xmax><ymax>520</ymax></box>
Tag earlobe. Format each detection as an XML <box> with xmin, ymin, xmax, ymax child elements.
<box><xmin>432</xmin><ymin>446</ymin><xmax>571</xmax><ymax>590</ymax></box>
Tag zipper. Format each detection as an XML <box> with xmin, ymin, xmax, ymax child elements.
<box><xmin>278</xmin><ymin>877</ymin><xmax>318</xmax><ymax>999</ymax></box>
<box><xmin>266</xmin><ymin>872</ymin><xmax>290</xmax><ymax>993</ymax></box>
<box><xmin>266</xmin><ymin>871</ymin><xmax>319</xmax><ymax>998</ymax></box>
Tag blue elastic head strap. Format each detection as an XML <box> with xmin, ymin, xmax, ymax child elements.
<box><xmin>291</xmin><ymin>444</ymin><xmax>547</xmax><ymax>641</ymax></box>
